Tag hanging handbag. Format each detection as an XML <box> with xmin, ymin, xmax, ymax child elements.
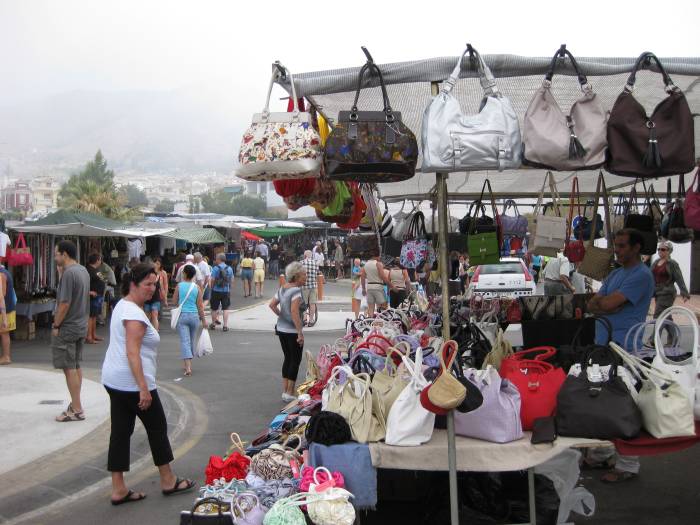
<box><xmin>379</xmin><ymin>200</ymin><xmax>394</xmax><ymax>238</ymax></box>
<box><xmin>421</xmin><ymin>43</ymin><xmax>521</xmax><ymax>172</ymax></box>
<box><xmin>684</xmin><ymin>167</ymin><xmax>700</xmax><ymax>231</ymax></box>
<box><xmin>466</xmin><ymin>179</ymin><xmax>500</xmax><ymax>265</ymax></box>
<box><xmin>523</xmin><ymin>46</ymin><xmax>607</xmax><ymax>170</ymax></box>
<box><xmin>236</xmin><ymin>62</ymin><xmax>322</xmax><ymax>181</ymax></box>
<box><xmin>531</xmin><ymin>172</ymin><xmax>567</xmax><ymax>257</ymax></box>
<box><xmin>499</xmin><ymin>347</ymin><xmax>567</xmax><ymax>431</ymax></box>
<box><xmin>611</xmin><ymin>193</ymin><xmax>629</xmax><ymax>233</ymax></box>
<box><xmin>607</xmin><ymin>52</ymin><xmax>695</xmax><ymax>178</ymax></box>
<box><xmin>325</xmin><ymin>59</ymin><xmax>418</xmax><ymax>183</ymax></box>
<box><xmin>666</xmin><ymin>174</ymin><xmax>694</xmax><ymax>243</ymax></box>
<box><xmin>573</xmin><ymin>199</ymin><xmax>603</xmax><ymax>241</ymax></box>
<box><xmin>7</xmin><ymin>233</ymin><xmax>34</xmax><ymax>267</ymax></box>
<box><xmin>564</xmin><ymin>177</ymin><xmax>586</xmax><ymax>263</ymax></box>
<box><xmin>579</xmin><ymin>173</ymin><xmax>616</xmax><ymax>281</ymax></box>
<box><xmin>642</xmin><ymin>181</ymin><xmax>664</xmax><ymax>234</ymax></box>
<box><xmin>400</xmin><ymin>211</ymin><xmax>436</xmax><ymax>270</ymax></box>
<box><xmin>623</xmin><ymin>184</ymin><xmax>657</xmax><ymax>255</ymax></box>
<box><xmin>454</xmin><ymin>366</ymin><xmax>523</xmax><ymax>443</ymax></box>
<box><xmin>385</xmin><ymin>349</ymin><xmax>435</xmax><ymax>446</ymax></box>
<box><xmin>346</xmin><ymin>232</ymin><xmax>379</xmax><ymax>258</ymax></box>
<box><xmin>390</xmin><ymin>202</ymin><xmax>412</xmax><ymax>241</ymax></box>
<box><xmin>500</xmin><ymin>199</ymin><xmax>528</xmax><ymax>238</ymax></box>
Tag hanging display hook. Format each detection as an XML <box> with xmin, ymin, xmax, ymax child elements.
<box><xmin>557</xmin><ymin>44</ymin><xmax>567</xmax><ymax>58</ymax></box>
<box><xmin>361</xmin><ymin>46</ymin><xmax>374</xmax><ymax>64</ymax></box>
<box><xmin>273</xmin><ymin>61</ymin><xmax>287</xmax><ymax>80</ymax></box>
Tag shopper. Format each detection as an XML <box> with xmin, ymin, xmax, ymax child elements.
<box><xmin>387</xmin><ymin>258</ymin><xmax>411</xmax><ymax>308</ymax></box>
<box><xmin>531</xmin><ymin>253</ymin><xmax>543</xmax><ymax>284</ymax></box>
<box><xmin>301</xmin><ymin>250</ymin><xmax>319</xmax><ymax>322</ymax></box>
<box><xmin>194</xmin><ymin>252</ymin><xmax>211</xmax><ymax>306</ymax></box>
<box><xmin>144</xmin><ymin>257</ymin><xmax>168</xmax><ymax>331</ymax></box>
<box><xmin>361</xmin><ymin>254</ymin><xmax>393</xmax><ymax>316</ymax></box>
<box><xmin>175</xmin><ymin>254</ymin><xmax>202</xmax><ymax>283</ymax></box>
<box><xmin>97</xmin><ymin>259</ymin><xmax>117</xmax><ymax>324</ymax></box>
<box><xmin>101</xmin><ymin>263</ymin><xmax>194</xmax><ymax>505</ymax></box>
<box><xmin>240</xmin><ymin>252</ymin><xmax>254</xmax><ymax>298</ymax></box>
<box><xmin>86</xmin><ymin>253</ymin><xmax>106</xmax><ymax>344</ymax></box>
<box><xmin>173</xmin><ymin>265</ymin><xmax>205</xmax><ymax>376</ymax></box>
<box><xmin>542</xmin><ymin>251</ymin><xmax>575</xmax><ymax>296</ymax></box>
<box><xmin>209</xmin><ymin>253</ymin><xmax>234</xmax><ymax>331</ymax></box>
<box><xmin>650</xmin><ymin>241</ymin><xmax>690</xmax><ymax>343</ymax></box>
<box><xmin>269</xmin><ymin>261</ymin><xmax>307</xmax><ymax>403</ymax></box>
<box><xmin>334</xmin><ymin>240</ymin><xmax>345</xmax><ymax>279</ymax></box>
<box><xmin>257</xmin><ymin>240</ymin><xmax>269</xmax><ymax>264</ymax></box>
<box><xmin>253</xmin><ymin>251</ymin><xmax>266</xmax><ymax>298</ymax></box>
<box><xmin>586</xmin><ymin>228</ymin><xmax>654</xmax><ymax>483</ymax></box>
<box><xmin>0</xmin><ymin>261</ymin><xmax>16</xmax><ymax>365</ymax></box>
<box><xmin>52</xmin><ymin>240</ymin><xmax>90</xmax><ymax>422</ymax></box>
<box><xmin>351</xmin><ymin>258</ymin><xmax>362</xmax><ymax>319</ymax></box>
<box><xmin>269</xmin><ymin>243</ymin><xmax>280</xmax><ymax>280</ymax></box>
<box><xmin>458</xmin><ymin>254</ymin><xmax>469</xmax><ymax>294</ymax></box>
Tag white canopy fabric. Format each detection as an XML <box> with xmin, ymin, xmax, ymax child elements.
<box><xmin>11</xmin><ymin>223</ymin><xmax>176</xmax><ymax>238</ymax></box>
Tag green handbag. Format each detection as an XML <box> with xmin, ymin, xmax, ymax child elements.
<box><xmin>467</xmin><ymin>230</ymin><xmax>499</xmax><ymax>265</ymax></box>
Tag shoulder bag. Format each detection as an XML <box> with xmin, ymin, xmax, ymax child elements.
<box><xmin>233</xmin><ymin>493</ymin><xmax>266</xmax><ymax>525</ymax></box>
<box><xmin>500</xmin><ymin>199</ymin><xmax>528</xmax><ymax>239</ymax></box>
<box><xmin>554</xmin><ymin>316</ymin><xmax>617</xmax><ymax>373</ymax></box>
<box><xmin>564</xmin><ymin>177</ymin><xmax>585</xmax><ymax>263</ymax></box>
<box><xmin>170</xmin><ymin>282</ymin><xmax>197</xmax><ymax>330</ymax></box>
<box><xmin>7</xmin><ymin>233</ymin><xmax>34</xmax><ymax>267</ymax></box>
<box><xmin>421</xmin><ymin>44</ymin><xmax>521</xmax><ymax>172</ymax></box>
<box><xmin>642</xmin><ymin>181</ymin><xmax>664</xmax><ymax>233</ymax></box>
<box><xmin>531</xmin><ymin>171</ymin><xmax>567</xmax><ymax>256</ymax></box>
<box><xmin>236</xmin><ymin>62</ymin><xmax>322</xmax><ymax>181</ymax></box>
<box><xmin>467</xmin><ymin>179</ymin><xmax>500</xmax><ymax>265</ymax></box>
<box><xmin>607</xmin><ymin>52</ymin><xmax>695</xmax><ymax>178</ymax></box>
<box><xmin>611</xmin><ymin>193</ymin><xmax>629</xmax><ymax>234</ymax></box>
<box><xmin>400</xmin><ymin>211</ymin><xmax>435</xmax><ymax>269</ymax></box>
<box><xmin>666</xmin><ymin>174</ymin><xmax>694</xmax><ymax>243</ymax></box>
<box><xmin>623</xmin><ymin>184</ymin><xmax>657</xmax><ymax>255</ymax></box>
<box><xmin>325</xmin><ymin>61</ymin><xmax>418</xmax><ymax>182</ymax></box>
<box><xmin>579</xmin><ymin>172</ymin><xmax>616</xmax><ymax>281</ymax></box>
<box><xmin>684</xmin><ymin>166</ymin><xmax>700</xmax><ymax>231</ymax></box>
<box><xmin>523</xmin><ymin>46</ymin><xmax>607</xmax><ymax>170</ymax></box>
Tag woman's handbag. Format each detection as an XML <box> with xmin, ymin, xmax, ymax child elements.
<box><xmin>467</xmin><ymin>179</ymin><xmax>501</xmax><ymax>265</ymax></box>
<box><xmin>236</xmin><ymin>62</ymin><xmax>322</xmax><ymax>181</ymax></box>
<box><xmin>421</xmin><ymin>341</ymin><xmax>467</xmax><ymax>414</ymax></box>
<box><xmin>385</xmin><ymin>349</ymin><xmax>435</xmax><ymax>446</ymax></box>
<box><xmin>249</xmin><ymin>441</ymin><xmax>302</xmax><ymax>481</ymax></box>
<box><xmin>666</xmin><ymin>175</ymin><xmax>694</xmax><ymax>243</ymax></box>
<box><xmin>7</xmin><ymin>233</ymin><xmax>33</xmax><ymax>267</ymax></box>
<box><xmin>400</xmin><ymin>211</ymin><xmax>435</xmax><ymax>269</ymax></box>
<box><xmin>500</xmin><ymin>199</ymin><xmax>528</xmax><ymax>238</ymax></box>
<box><xmin>454</xmin><ymin>366</ymin><xmax>523</xmax><ymax>443</ymax></box>
<box><xmin>579</xmin><ymin>173</ymin><xmax>616</xmax><ymax>281</ymax></box>
<box><xmin>611</xmin><ymin>193</ymin><xmax>629</xmax><ymax>233</ymax></box>
<box><xmin>170</xmin><ymin>282</ymin><xmax>197</xmax><ymax>330</ymax></box>
<box><xmin>371</xmin><ymin>349</ymin><xmax>409</xmax><ymax>416</ymax></box>
<box><xmin>642</xmin><ymin>181</ymin><xmax>664</xmax><ymax>234</ymax></box>
<box><xmin>324</xmin><ymin>60</ymin><xmax>418</xmax><ymax>183</ymax></box>
<box><xmin>306</xmin><ymin>468</ymin><xmax>356</xmax><ymax>525</ymax></box>
<box><xmin>346</xmin><ymin>232</ymin><xmax>379</xmax><ymax>258</ymax></box>
<box><xmin>421</xmin><ymin>44</ymin><xmax>521</xmax><ymax>172</ymax></box>
<box><xmin>554</xmin><ymin>316</ymin><xmax>616</xmax><ymax>373</ymax></box>
<box><xmin>623</xmin><ymin>184</ymin><xmax>657</xmax><ymax>255</ymax></box>
<box><xmin>564</xmin><ymin>177</ymin><xmax>586</xmax><ymax>263</ymax></box>
<box><xmin>607</xmin><ymin>52</ymin><xmax>696</xmax><ymax>178</ymax></box>
<box><xmin>684</xmin><ymin>167</ymin><xmax>700</xmax><ymax>231</ymax></box>
<box><xmin>180</xmin><ymin>497</ymin><xmax>234</xmax><ymax>525</ymax></box>
<box><xmin>262</xmin><ymin>494</ymin><xmax>308</xmax><ymax>525</ymax></box>
<box><xmin>499</xmin><ymin>347</ymin><xmax>567</xmax><ymax>430</ymax></box>
<box><xmin>379</xmin><ymin>200</ymin><xmax>394</xmax><ymax>238</ymax></box>
<box><xmin>523</xmin><ymin>46</ymin><xmax>607</xmax><ymax>170</ymax></box>
<box><xmin>233</xmin><ymin>493</ymin><xmax>267</xmax><ymax>525</ymax></box>
<box><xmin>531</xmin><ymin>172</ymin><xmax>567</xmax><ymax>257</ymax></box>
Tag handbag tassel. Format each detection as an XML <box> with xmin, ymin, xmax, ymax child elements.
<box><xmin>566</xmin><ymin>116</ymin><xmax>586</xmax><ymax>160</ymax></box>
<box><xmin>643</xmin><ymin>123</ymin><xmax>662</xmax><ymax>168</ymax></box>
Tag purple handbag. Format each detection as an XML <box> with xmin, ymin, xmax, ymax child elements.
<box><xmin>500</xmin><ymin>200</ymin><xmax>528</xmax><ymax>238</ymax></box>
<box><xmin>454</xmin><ymin>366</ymin><xmax>523</xmax><ymax>443</ymax></box>
<box><xmin>234</xmin><ymin>493</ymin><xmax>267</xmax><ymax>525</ymax></box>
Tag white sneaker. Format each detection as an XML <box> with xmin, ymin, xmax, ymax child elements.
<box><xmin>281</xmin><ymin>393</ymin><xmax>296</xmax><ymax>402</ymax></box>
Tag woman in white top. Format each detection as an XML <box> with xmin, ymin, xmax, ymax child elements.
<box><xmin>101</xmin><ymin>263</ymin><xmax>194</xmax><ymax>506</ymax></box>
<box><xmin>253</xmin><ymin>253</ymin><xmax>266</xmax><ymax>298</ymax></box>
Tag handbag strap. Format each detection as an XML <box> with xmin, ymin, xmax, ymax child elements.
<box><xmin>587</xmin><ymin>171</ymin><xmax>612</xmax><ymax>247</ymax></box>
<box><xmin>654</xmin><ymin>306</ymin><xmax>699</xmax><ymax>365</ymax></box>
<box><xmin>678</xmin><ymin>173</ymin><xmax>686</xmax><ymax>198</ymax></box>
<box><xmin>470</xmin><ymin>179</ymin><xmax>498</xmax><ymax>234</ymax></box>
<box><xmin>262</xmin><ymin>62</ymin><xmax>300</xmax><ymax>117</ymax></box>
<box><xmin>625</xmin><ymin>51</ymin><xmax>677</xmax><ymax>92</ymax></box>
<box><xmin>502</xmin><ymin>199</ymin><xmax>520</xmax><ymax>217</ymax></box>
<box><xmin>546</xmin><ymin>171</ymin><xmax>563</xmax><ymax>217</ymax></box>
<box><xmin>567</xmin><ymin>176</ymin><xmax>582</xmax><ymax>240</ymax></box>
<box><xmin>351</xmin><ymin>61</ymin><xmax>394</xmax><ymax>120</ymax></box>
<box><xmin>511</xmin><ymin>346</ymin><xmax>557</xmax><ymax>361</ymax></box>
<box><xmin>443</xmin><ymin>43</ymin><xmax>499</xmax><ymax>97</ymax></box>
<box><xmin>571</xmin><ymin>315</ymin><xmax>613</xmax><ymax>347</ymax></box>
<box><xmin>544</xmin><ymin>45</ymin><xmax>588</xmax><ymax>87</ymax></box>
<box><xmin>439</xmin><ymin>340</ymin><xmax>458</xmax><ymax>374</ymax></box>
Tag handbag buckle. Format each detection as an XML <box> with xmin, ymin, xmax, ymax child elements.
<box><xmin>588</xmin><ymin>386</ymin><xmax>602</xmax><ymax>397</ymax></box>
<box><xmin>527</xmin><ymin>381</ymin><xmax>540</xmax><ymax>391</ymax></box>
<box><xmin>348</xmin><ymin>122</ymin><xmax>358</xmax><ymax>140</ymax></box>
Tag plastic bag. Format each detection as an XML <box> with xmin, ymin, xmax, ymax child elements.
<box><xmin>196</xmin><ymin>329</ymin><xmax>214</xmax><ymax>358</ymax></box>
<box><xmin>534</xmin><ymin>449</ymin><xmax>595</xmax><ymax>523</ymax></box>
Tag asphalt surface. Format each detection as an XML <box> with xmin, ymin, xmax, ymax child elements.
<box><xmin>2</xmin><ymin>280</ymin><xmax>699</xmax><ymax>525</ymax></box>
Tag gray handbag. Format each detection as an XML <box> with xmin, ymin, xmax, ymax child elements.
<box><xmin>523</xmin><ymin>46</ymin><xmax>607</xmax><ymax>170</ymax></box>
<box><xmin>421</xmin><ymin>44</ymin><xmax>521</xmax><ymax>173</ymax></box>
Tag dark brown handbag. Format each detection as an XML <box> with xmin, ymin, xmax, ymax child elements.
<box><xmin>347</xmin><ymin>232</ymin><xmax>380</xmax><ymax>258</ymax></box>
<box><xmin>324</xmin><ymin>60</ymin><xmax>418</xmax><ymax>183</ymax></box>
<box><xmin>607</xmin><ymin>52</ymin><xmax>695</xmax><ymax>178</ymax></box>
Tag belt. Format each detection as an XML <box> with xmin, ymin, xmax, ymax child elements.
<box><xmin>368</xmin><ymin>282</ymin><xmax>384</xmax><ymax>285</ymax></box>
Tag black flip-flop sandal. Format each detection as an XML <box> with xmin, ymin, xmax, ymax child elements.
<box><xmin>111</xmin><ymin>490</ymin><xmax>146</xmax><ymax>506</ymax></box>
<box><xmin>162</xmin><ymin>477</ymin><xmax>195</xmax><ymax>496</ymax></box>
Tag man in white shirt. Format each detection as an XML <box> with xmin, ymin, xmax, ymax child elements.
<box><xmin>193</xmin><ymin>252</ymin><xmax>211</xmax><ymax>304</ymax></box>
<box><xmin>175</xmin><ymin>254</ymin><xmax>203</xmax><ymax>284</ymax></box>
<box><xmin>542</xmin><ymin>252</ymin><xmax>575</xmax><ymax>295</ymax></box>
<box><xmin>312</xmin><ymin>242</ymin><xmax>324</xmax><ymax>264</ymax></box>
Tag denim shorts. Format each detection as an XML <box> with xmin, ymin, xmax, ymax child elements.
<box><xmin>144</xmin><ymin>301</ymin><xmax>161</xmax><ymax>313</ymax></box>
<box><xmin>90</xmin><ymin>296</ymin><xmax>104</xmax><ymax>317</ymax></box>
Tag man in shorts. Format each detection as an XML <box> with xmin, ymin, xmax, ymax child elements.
<box><xmin>194</xmin><ymin>252</ymin><xmax>211</xmax><ymax>305</ymax></box>
<box><xmin>52</xmin><ymin>240</ymin><xmax>90</xmax><ymax>422</ymax></box>
<box><xmin>301</xmin><ymin>250</ymin><xmax>319</xmax><ymax>321</ymax></box>
<box><xmin>209</xmin><ymin>253</ymin><xmax>234</xmax><ymax>331</ymax></box>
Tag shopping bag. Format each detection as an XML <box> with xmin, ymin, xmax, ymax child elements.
<box><xmin>7</xmin><ymin>233</ymin><xmax>33</xmax><ymax>267</ymax></box>
<box><xmin>196</xmin><ymin>328</ymin><xmax>214</xmax><ymax>357</ymax></box>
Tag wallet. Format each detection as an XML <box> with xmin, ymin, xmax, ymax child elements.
<box><xmin>531</xmin><ymin>416</ymin><xmax>557</xmax><ymax>444</ymax></box>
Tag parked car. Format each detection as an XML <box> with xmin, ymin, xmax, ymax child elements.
<box><xmin>467</xmin><ymin>257</ymin><xmax>535</xmax><ymax>297</ymax></box>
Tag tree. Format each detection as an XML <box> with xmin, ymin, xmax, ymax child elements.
<box><xmin>199</xmin><ymin>191</ymin><xmax>267</xmax><ymax>217</ymax></box>
<box><xmin>120</xmin><ymin>184</ymin><xmax>149</xmax><ymax>208</ymax></box>
<box><xmin>154</xmin><ymin>199</ymin><xmax>175</xmax><ymax>213</ymax></box>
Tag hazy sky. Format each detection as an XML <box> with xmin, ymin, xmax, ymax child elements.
<box><xmin>1</xmin><ymin>0</ymin><xmax>698</xmax><ymax>107</ymax></box>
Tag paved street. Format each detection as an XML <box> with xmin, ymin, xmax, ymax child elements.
<box><xmin>0</xmin><ymin>280</ymin><xmax>699</xmax><ymax>524</ymax></box>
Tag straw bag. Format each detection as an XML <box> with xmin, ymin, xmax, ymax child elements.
<box><xmin>531</xmin><ymin>171</ymin><xmax>567</xmax><ymax>256</ymax></box>
<box><xmin>421</xmin><ymin>341</ymin><xmax>467</xmax><ymax>414</ymax></box>
<box><xmin>236</xmin><ymin>62</ymin><xmax>322</xmax><ymax>181</ymax></box>
<box><xmin>578</xmin><ymin>172</ymin><xmax>615</xmax><ymax>281</ymax></box>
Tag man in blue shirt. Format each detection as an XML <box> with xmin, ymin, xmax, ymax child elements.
<box><xmin>584</xmin><ymin>228</ymin><xmax>654</xmax><ymax>483</ymax></box>
<box><xmin>209</xmin><ymin>253</ymin><xmax>234</xmax><ymax>331</ymax></box>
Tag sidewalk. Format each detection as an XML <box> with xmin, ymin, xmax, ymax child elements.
<box><xmin>0</xmin><ymin>367</ymin><xmax>110</xmax><ymax>475</ymax></box>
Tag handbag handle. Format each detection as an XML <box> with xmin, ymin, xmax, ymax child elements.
<box><xmin>587</xmin><ymin>171</ymin><xmax>612</xmax><ymax>247</ymax></box>
<box><xmin>571</xmin><ymin>315</ymin><xmax>613</xmax><ymax>347</ymax></box>
<box><xmin>511</xmin><ymin>346</ymin><xmax>557</xmax><ymax>362</ymax></box>
<box><xmin>261</xmin><ymin>61</ymin><xmax>300</xmax><ymax>119</ymax></box>
<box><xmin>312</xmin><ymin>466</ymin><xmax>334</xmax><ymax>486</ymax></box>
<box><xmin>233</xmin><ymin>493</ymin><xmax>261</xmax><ymax>518</ymax></box>
<box><xmin>439</xmin><ymin>340</ymin><xmax>459</xmax><ymax>374</ymax></box>
<box><xmin>654</xmin><ymin>306</ymin><xmax>699</xmax><ymax>366</ymax></box>
<box><xmin>469</xmin><ymin>179</ymin><xmax>498</xmax><ymax>234</ymax></box>
<box><xmin>566</xmin><ymin>176</ymin><xmax>582</xmax><ymax>241</ymax></box>
<box><xmin>190</xmin><ymin>497</ymin><xmax>226</xmax><ymax>523</ymax></box>
<box><xmin>442</xmin><ymin>43</ymin><xmax>499</xmax><ymax>97</ymax></box>
<box><xmin>625</xmin><ymin>51</ymin><xmax>677</xmax><ymax>92</ymax></box>
<box><xmin>501</xmin><ymin>199</ymin><xmax>520</xmax><ymax>217</ymax></box>
<box><xmin>544</xmin><ymin>45</ymin><xmax>588</xmax><ymax>87</ymax></box>
<box><xmin>534</xmin><ymin>171</ymin><xmax>563</xmax><ymax>217</ymax></box>
<box><xmin>351</xmin><ymin>61</ymin><xmax>394</xmax><ymax>121</ymax></box>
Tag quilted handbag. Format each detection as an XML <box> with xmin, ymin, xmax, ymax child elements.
<box><xmin>564</xmin><ymin>177</ymin><xmax>585</xmax><ymax>263</ymax></box>
<box><xmin>523</xmin><ymin>46</ymin><xmax>607</xmax><ymax>170</ymax></box>
<box><xmin>499</xmin><ymin>347</ymin><xmax>566</xmax><ymax>431</ymax></box>
<box><xmin>684</xmin><ymin>167</ymin><xmax>700</xmax><ymax>231</ymax></box>
<box><xmin>607</xmin><ymin>52</ymin><xmax>695</xmax><ymax>178</ymax></box>
<box><xmin>421</xmin><ymin>43</ymin><xmax>521</xmax><ymax>172</ymax></box>
<box><xmin>7</xmin><ymin>233</ymin><xmax>34</xmax><ymax>267</ymax></box>
<box><xmin>579</xmin><ymin>172</ymin><xmax>616</xmax><ymax>282</ymax></box>
<box><xmin>236</xmin><ymin>62</ymin><xmax>322</xmax><ymax>181</ymax></box>
<box><xmin>531</xmin><ymin>171</ymin><xmax>567</xmax><ymax>257</ymax></box>
<box><xmin>500</xmin><ymin>199</ymin><xmax>528</xmax><ymax>238</ymax></box>
<box><xmin>325</xmin><ymin>60</ymin><xmax>418</xmax><ymax>183</ymax></box>
<box><xmin>400</xmin><ymin>211</ymin><xmax>435</xmax><ymax>269</ymax></box>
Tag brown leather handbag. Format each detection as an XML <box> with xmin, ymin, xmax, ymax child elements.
<box><xmin>607</xmin><ymin>52</ymin><xmax>695</xmax><ymax>178</ymax></box>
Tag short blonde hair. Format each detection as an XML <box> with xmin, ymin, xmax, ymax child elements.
<box><xmin>285</xmin><ymin>261</ymin><xmax>305</xmax><ymax>283</ymax></box>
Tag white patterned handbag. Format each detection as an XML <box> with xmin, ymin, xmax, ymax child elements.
<box><xmin>236</xmin><ymin>62</ymin><xmax>322</xmax><ymax>181</ymax></box>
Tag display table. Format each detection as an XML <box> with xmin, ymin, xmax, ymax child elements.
<box><xmin>15</xmin><ymin>300</ymin><xmax>55</xmax><ymax>320</ymax></box>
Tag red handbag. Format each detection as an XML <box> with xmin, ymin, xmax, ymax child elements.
<box><xmin>7</xmin><ymin>233</ymin><xmax>34</xmax><ymax>267</ymax></box>
<box><xmin>685</xmin><ymin>166</ymin><xmax>700</xmax><ymax>230</ymax></box>
<box><xmin>564</xmin><ymin>178</ymin><xmax>585</xmax><ymax>263</ymax></box>
<box><xmin>499</xmin><ymin>347</ymin><xmax>566</xmax><ymax>430</ymax></box>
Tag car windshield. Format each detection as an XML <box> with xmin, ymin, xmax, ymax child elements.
<box><xmin>480</xmin><ymin>263</ymin><xmax>522</xmax><ymax>275</ymax></box>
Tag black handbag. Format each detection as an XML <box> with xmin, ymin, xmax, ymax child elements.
<box><xmin>623</xmin><ymin>184</ymin><xmax>657</xmax><ymax>255</ymax></box>
<box><xmin>180</xmin><ymin>498</ymin><xmax>234</xmax><ymax>525</ymax></box>
<box><xmin>573</xmin><ymin>200</ymin><xmax>603</xmax><ymax>241</ymax></box>
<box><xmin>382</xmin><ymin>236</ymin><xmax>403</xmax><ymax>258</ymax></box>
<box><xmin>556</xmin><ymin>352</ymin><xmax>642</xmax><ymax>440</ymax></box>
<box><xmin>554</xmin><ymin>316</ymin><xmax>619</xmax><ymax>373</ymax></box>
<box><xmin>666</xmin><ymin>174</ymin><xmax>694</xmax><ymax>243</ymax></box>
<box><xmin>347</xmin><ymin>232</ymin><xmax>380</xmax><ymax>258</ymax></box>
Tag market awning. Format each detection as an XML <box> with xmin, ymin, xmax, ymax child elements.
<box><xmin>242</xmin><ymin>231</ymin><xmax>263</xmax><ymax>241</ymax></box>
<box><xmin>246</xmin><ymin>227</ymin><xmax>304</xmax><ymax>239</ymax></box>
<box><xmin>10</xmin><ymin>210</ymin><xmax>176</xmax><ymax>237</ymax></box>
<box><xmin>159</xmin><ymin>227</ymin><xmax>225</xmax><ymax>244</ymax></box>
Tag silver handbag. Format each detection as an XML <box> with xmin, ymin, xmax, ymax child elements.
<box><xmin>421</xmin><ymin>44</ymin><xmax>521</xmax><ymax>173</ymax></box>
<box><xmin>523</xmin><ymin>46</ymin><xmax>607</xmax><ymax>170</ymax></box>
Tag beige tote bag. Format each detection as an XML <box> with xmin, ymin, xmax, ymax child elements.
<box><xmin>531</xmin><ymin>171</ymin><xmax>568</xmax><ymax>257</ymax></box>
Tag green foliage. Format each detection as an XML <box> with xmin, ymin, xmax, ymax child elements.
<box><xmin>199</xmin><ymin>191</ymin><xmax>267</xmax><ymax>217</ymax></box>
<box><xmin>154</xmin><ymin>199</ymin><xmax>176</xmax><ymax>213</ymax></box>
<box><xmin>120</xmin><ymin>184</ymin><xmax>149</xmax><ymax>208</ymax></box>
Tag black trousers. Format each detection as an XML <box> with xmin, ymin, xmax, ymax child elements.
<box><xmin>105</xmin><ymin>386</ymin><xmax>174</xmax><ymax>472</ymax></box>
<box><xmin>277</xmin><ymin>331</ymin><xmax>303</xmax><ymax>381</ymax></box>
<box><xmin>389</xmin><ymin>289</ymin><xmax>407</xmax><ymax>308</ymax></box>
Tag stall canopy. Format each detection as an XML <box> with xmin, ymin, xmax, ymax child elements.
<box><xmin>282</xmin><ymin>52</ymin><xmax>700</xmax><ymax>199</ymax></box>
<box><xmin>242</xmin><ymin>230</ymin><xmax>263</xmax><ymax>241</ymax></box>
<box><xmin>246</xmin><ymin>226</ymin><xmax>304</xmax><ymax>239</ymax></box>
<box><xmin>160</xmin><ymin>227</ymin><xmax>225</xmax><ymax>244</ymax></box>
<box><xmin>10</xmin><ymin>209</ymin><xmax>175</xmax><ymax>238</ymax></box>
